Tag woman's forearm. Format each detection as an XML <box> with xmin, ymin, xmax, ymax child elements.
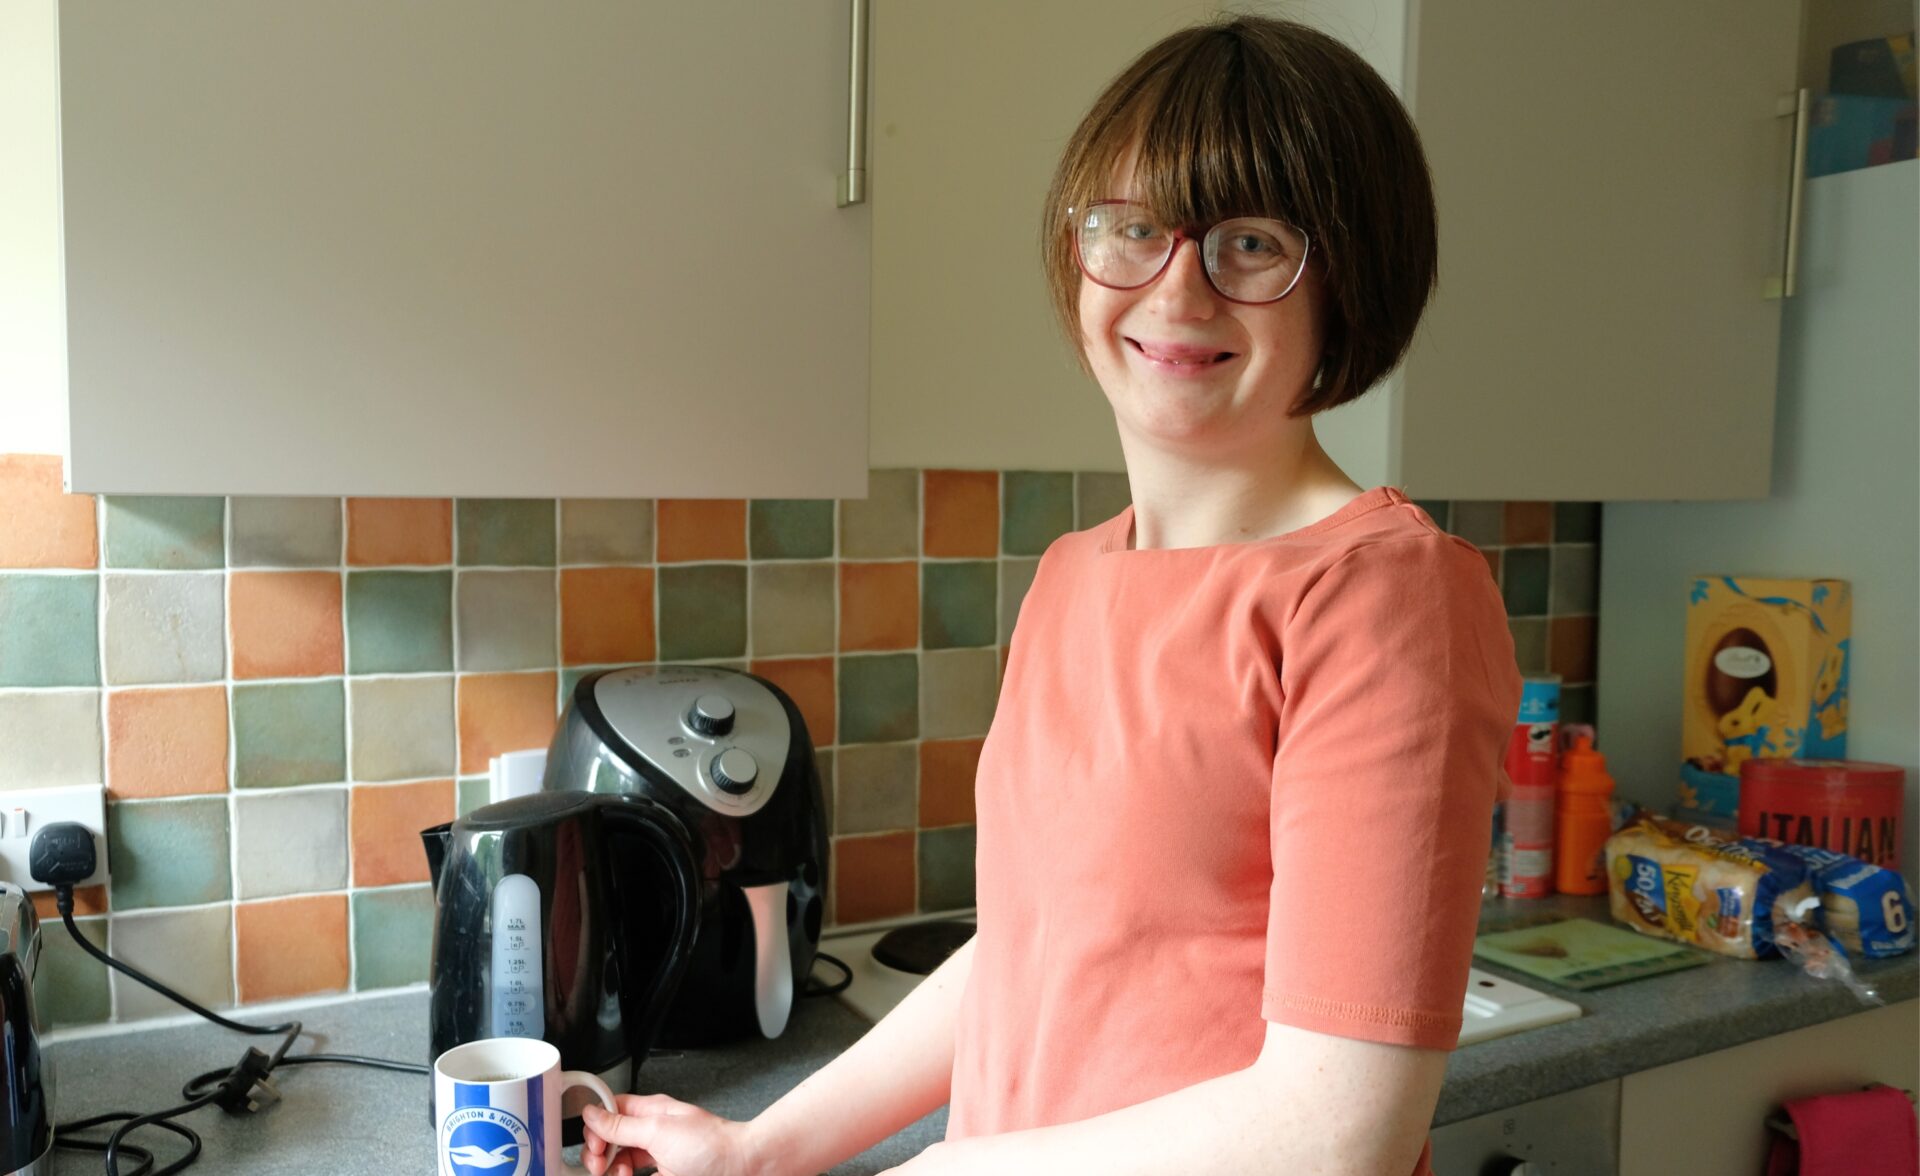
<box><xmin>744</xmin><ymin>937</ymin><xmax>975</xmax><ymax>1176</ymax></box>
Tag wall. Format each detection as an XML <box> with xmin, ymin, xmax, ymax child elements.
<box><xmin>2</xmin><ymin>461</ymin><xmax>1604</xmax><ymax>1026</ymax></box>
<box><xmin>0</xmin><ymin>0</ymin><xmax>64</xmax><ymax>455</ymax></box>
<box><xmin>1596</xmin><ymin>161</ymin><xmax>1919</xmax><ymax>877</ymax></box>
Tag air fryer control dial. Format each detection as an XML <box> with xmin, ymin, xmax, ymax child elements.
<box><xmin>711</xmin><ymin>748</ymin><xmax>759</xmax><ymax>794</ymax></box>
<box><xmin>686</xmin><ymin>695</ymin><xmax>736</xmax><ymax>737</ymax></box>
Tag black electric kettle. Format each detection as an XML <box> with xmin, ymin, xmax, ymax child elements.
<box><xmin>421</xmin><ymin>791</ymin><xmax>701</xmax><ymax>1140</ymax></box>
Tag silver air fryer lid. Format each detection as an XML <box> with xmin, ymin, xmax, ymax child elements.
<box><xmin>585</xmin><ymin>666</ymin><xmax>793</xmax><ymax>818</ymax></box>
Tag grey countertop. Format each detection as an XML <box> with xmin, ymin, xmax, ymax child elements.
<box><xmin>43</xmin><ymin>895</ymin><xmax>1916</xmax><ymax>1174</ymax></box>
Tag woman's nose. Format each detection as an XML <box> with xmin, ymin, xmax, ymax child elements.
<box><xmin>1147</xmin><ymin>237</ymin><xmax>1217</xmax><ymax>317</ymax></box>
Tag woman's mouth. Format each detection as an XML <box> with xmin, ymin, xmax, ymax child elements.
<box><xmin>1126</xmin><ymin>338</ymin><xmax>1238</xmax><ymax>370</ymax></box>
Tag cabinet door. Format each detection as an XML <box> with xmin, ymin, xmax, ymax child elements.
<box><xmin>61</xmin><ymin>1</ymin><xmax>867</xmax><ymax>498</ymax></box>
<box><xmin>1397</xmin><ymin>0</ymin><xmax>1802</xmax><ymax>500</ymax></box>
<box><xmin>869</xmin><ymin>1</ymin><xmax>1218</xmax><ymax>473</ymax></box>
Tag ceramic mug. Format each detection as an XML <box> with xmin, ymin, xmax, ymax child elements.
<box><xmin>434</xmin><ymin>1037</ymin><xmax>621</xmax><ymax>1176</ymax></box>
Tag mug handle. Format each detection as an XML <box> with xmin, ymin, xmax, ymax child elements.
<box><xmin>561</xmin><ymin>1070</ymin><xmax>621</xmax><ymax>1175</ymax></box>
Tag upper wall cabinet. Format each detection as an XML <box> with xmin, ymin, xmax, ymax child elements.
<box><xmin>60</xmin><ymin>1</ymin><xmax>869</xmax><ymax>498</ymax></box>
<box><xmin>869</xmin><ymin>0</ymin><xmax>1805</xmax><ymax>502</ymax></box>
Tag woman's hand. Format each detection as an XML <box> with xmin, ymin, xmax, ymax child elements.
<box><xmin>580</xmin><ymin>1094</ymin><xmax>764</xmax><ymax>1176</ymax></box>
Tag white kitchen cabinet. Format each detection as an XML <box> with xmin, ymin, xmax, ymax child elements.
<box><xmin>870</xmin><ymin>0</ymin><xmax>1805</xmax><ymax>503</ymax></box>
<box><xmin>1617</xmin><ymin>1000</ymin><xmax>1917</xmax><ymax>1175</ymax></box>
<box><xmin>59</xmin><ymin>1</ymin><xmax>868</xmax><ymax>499</ymax></box>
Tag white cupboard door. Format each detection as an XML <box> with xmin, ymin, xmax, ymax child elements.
<box><xmin>61</xmin><ymin>1</ymin><xmax>868</xmax><ymax>499</ymax></box>
<box><xmin>1398</xmin><ymin>0</ymin><xmax>1802</xmax><ymax>501</ymax></box>
<box><xmin>869</xmin><ymin>0</ymin><xmax>1220</xmax><ymax>474</ymax></box>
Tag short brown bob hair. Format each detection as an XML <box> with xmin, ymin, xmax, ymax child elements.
<box><xmin>1043</xmin><ymin>16</ymin><xmax>1436</xmax><ymax>416</ymax></box>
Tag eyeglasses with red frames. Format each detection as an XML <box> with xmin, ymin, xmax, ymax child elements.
<box><xmin>1071</xmin><ymin>200</ymin><xmax>1312</xmax><ymax>305</ymax></box>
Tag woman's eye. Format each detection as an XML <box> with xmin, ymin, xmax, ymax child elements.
<box><xmin>1122</xmin><ymin>222</ymin><xmax>1161</xmax><ymax>241</ymax></box>
<box><xmin>1232</xmin><ymin>234</ymin><xmax>1276</xmax><ymax>255</ymax></box>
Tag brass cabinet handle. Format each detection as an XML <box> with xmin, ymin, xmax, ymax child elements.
<box><xmin>838</xmin><ymin>0</ymin><xmax>871</xmax><ymax>207</ymax></box>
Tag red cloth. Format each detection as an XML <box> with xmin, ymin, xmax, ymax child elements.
<box><xmin>1766</xmin><ymin>1084</ymin><xmax>1919</xmax><ymax>1176</ymax></box>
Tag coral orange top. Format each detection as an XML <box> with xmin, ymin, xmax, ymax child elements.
<box><xmin>946</xmin><ymin>486</ymin><xmax>1522</xmax><ymax>1175</ymax></box>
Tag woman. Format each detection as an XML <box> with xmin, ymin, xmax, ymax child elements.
<box><xmin>585</xmin><ymin>16</ymin><xmax>1520</xmax><ymax>1175</ymax></box>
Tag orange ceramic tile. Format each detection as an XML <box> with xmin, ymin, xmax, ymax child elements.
<box><xmin>0</xmin><ymin>454</ymin><xmax>97</xmax><ymax>569</ymax></box>
<box><xmin>350</xmin><ymin>779</ymin><xmax>455</xmax><ymax>887</ymax></box>
<box><xmin>560</xmin><ymin>567</ymin><xmax>655</xmax><ymax>665</ymax></box>
<box><xmin>230</xmin><ymin>571</ymin><xmax>344</xmax><ymax>679</ymax></box>
<box><xmin>919</xmin><ymin>739</ymin><xmax>983</xmax><ymax>827</ymax></box>
<box><xmin>346</xmin><ymin>498</ymin><xmax>453</xmax><ymax>566</ymax></box>
<box><xmin>235</xmin><ymin>894</ymin><xmax>350</xmax><ymax>1003</ymax></box>
<box><xmin>923</xmin><ymin>471</ymin><xmax>998</xmax><ymax>557</ymax></box>
<box><xmin>106</xmin><ymin>686</ymin><xmax>229</xmax><ymax>799</ymax></box>
<box><xmin>839</xmin><ymin>563</ymin><xmax>918</xmax><ymax>651</ymax></box>
<box><xmin>457</xmin><ymin>672</ymin><xmax>559</xmax><ymax>775</ymax></box>
<box><xmin>1549</xmin><ymin>615</ymin><xmax>1598</xmax><ymax>683</ymax></box>
<box><xmin>656</xmin><ymin>500</ymin><xmax>746</xmax><ymax>563</ymax></box>
<box><xmin>1503</xmin><ymin>501</ymin><xmax>1553</xmax><ymax>546</ymax></box>
<box><xmin>748</xmin><ymin>658</ymin><xmax>835</xmax><ymax>749</ymax></box>
<box><xmin>32</xmin><ymin>886</ymin><xmax>107</xmax><ymax>919</ymax></box>
<box><xmin>834</xmin><ymin>831</ymin><xmax>916</xmax><ymax>924</ymax></box>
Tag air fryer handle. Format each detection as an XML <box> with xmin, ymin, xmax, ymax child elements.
<box><xmin>598</xmin><ymin>802</ymin><xmax>702</xmax><ymax>1066</ymax></box>
<box><xmin>742</xmin><ymin>881</ymin><xmax>794</xmax><ymax>1038</ymax></box>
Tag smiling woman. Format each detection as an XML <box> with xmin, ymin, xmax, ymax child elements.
<box><xmin>579</xmin><ymin>17</ymin><xmax>1518</xmax><ymax>1176</ymax></box>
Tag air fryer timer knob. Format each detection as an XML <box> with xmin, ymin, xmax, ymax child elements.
<box><xmin>686</xmin><ymin>694</ymin><xmax>736</xmax><ymax>737</ymax></box>
<box><xmin>711</xmin><ymin>748</ymin><xmax>759</xmax><ymax>794</ymax></box>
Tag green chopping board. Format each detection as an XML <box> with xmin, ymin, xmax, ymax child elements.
<box><xmin>1474</xmin><ymin>917</ymin><xmax>1710</xmax><ymax>990</ymax></box>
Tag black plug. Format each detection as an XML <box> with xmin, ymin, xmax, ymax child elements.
<box><xmin>29</xmin><ymin>821</ymin><xmax>97</xmax><ymax>916</ymax></box>
<box><xmin>211</xmin><ymin>1048</ymin><xmax>282</xmax><ymax>1114</ymax></box>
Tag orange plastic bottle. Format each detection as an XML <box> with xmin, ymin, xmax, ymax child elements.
<box><xmin>1555</xmin><ymin>734</ymin><xmax>1617</xmax><ymax>895</ymax></box>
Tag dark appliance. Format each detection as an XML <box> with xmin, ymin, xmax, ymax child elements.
<box><xmin>543</xmin><ymin>666</ymin><xmax>829</xmax><ymax>1047</ymax></box>
<box><xmin>1</xmin><ymin>882</ymin><xmax>53</xmax><ymax>1176</ymax></box>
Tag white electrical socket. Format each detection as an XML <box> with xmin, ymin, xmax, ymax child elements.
<box><xmin>0</xmin><ymin>784</ymin><xmax>109</xmax><ymax>893</ymax></box>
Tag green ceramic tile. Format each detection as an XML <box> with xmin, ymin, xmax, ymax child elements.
<box><xmin>1412</xmin><ymin>499</ymin><xmax>1451</xmax><ymax>530</ymax></box>
<box><xmin>998</xmin><ymin>558</ymin><xmax>1039</xmax><ymax>646</ymax></box>
<box><xmin>1447</xmin><ymin>501</ymin><xmax>1505</xmax><ymax>547</ymax></box>
<box><xmin>840</xmin><ymin>469</ymin><xmax>918</xmax><ymax>559</ymax></box>
<box><xmin>103</xmin><ymin>496</ymin><xmax>225</xmax><ymax>569</ymax></box>
<box><xmin>1550</xmin><ymin>544</ymin><xmax>1598</xmax><ymax>615</ymax></box>
<box><xmin>110</xmin><ymin>905</ymin><xmax>233</xmax><ymax>1018</ymax></box>
<box><xmin>107</xmin><ymin>797</ymin><xmax>232</xmax><ymax>911</ymax></box>
<box><xmin>1501</xmin><ymin>547</ymin><xmax>1551</xmax><ymax>617</ymax></box>
<box><xmin>0</xmin><ymin>574</ymin><xmax>99</xmax><ymax>686</ymax></box>
<box><xmin>458</xmin><ymin>776</ymin><xmax>490</xmax><ymax>816</ymax></box>
<box><xmin>1002</xmin><ymin>472</ymin><xmax>1074</xmax><ymax>555</ymax></box>
<box><xmin>346</xmin><ymin>571</ymin><xmax>453</xmax><ymax>673</ymax></box>
<box><xmin>233</xmin><ymin>680</ymin><xmax>347</xmax><ymax>788</ymax></box>
<box><xmin>1562</xmin><ymin>685</ymin><xmax>1595</xmax><ymax>726</ymax></box>
<box><xmin>230</xmin><ymin>497</ymin><xmax>342</xmax><ymax>567</ymax></box>
<box><xmin>1554</xmin><ymin>502</ymin><xmax>1601</xmax><ymax>544</ymax></box>
<box><xmin>919</xmin><ymin>826</ymin><xmax>977</xmax><ymax>912</ymax></box>
<box><xmin>457</xmin><ymin>499</ymin><xmax>556</xmax><ymax>566</ymax></box>
<box><xmin>561</xmin><ymin>667</ymin><xmax>607</xmax><ymax>703</ymax></box>
<box><xmin>1075</xmin><ymin>472</ymin><xmax>1131</xmax><ymax>530</ymax></box>
<box><xmin>349</xmin><ymin>675</ymin><xmax>455</xmax><ymax>781</ymax></box>
<box><xmin>921</xmin><ymin>562</ymin><xmax>996</xmax><ymax>650</ymax></box>
<box><xmin>750</xmin><ymin>500</ymin><xmax>834</xmax><ymax>560</ymax></box>
<box><xmin>1507</xmin><ymin>618</ymin><xmax>1548</xmax><ymax>675</ymax></box>
<box><xmin>838</xmin><ymin>653</ymin><xmax>917</xmax><ymax>744</ymax></box>
<box><xmin>354</xmin><ymin>886</ymin><xmax>437</xmax><ymax>990</ymax></box>
<box><xmin>658</xmin><ymin>565</ymin><xmax>747</xmax><ymax>661</ymax></box>
<box><xmin>38</xmin><ymin>916</ymin><xmax>110</xmax><ymax>1027</ymax></box>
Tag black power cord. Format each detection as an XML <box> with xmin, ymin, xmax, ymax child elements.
<box><xmin>30</xmin><ymin>822</ymin><xmax>429</xmax><ymax>1176</ymax></box>
<box><xmin>803</xmin><ymin>951</ymin><xmax>852</xmax><ymax>997</ymax></box>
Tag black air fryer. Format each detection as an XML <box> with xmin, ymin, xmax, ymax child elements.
<box><xmin>0</xmin><ymin>883</ymin><xmax>53</xmax><ymax>1176</ymax></box>
<box><xmin>544</xmin><ymin>665</ymin><xmax>829</xmax><ymax>1046</ymax></box>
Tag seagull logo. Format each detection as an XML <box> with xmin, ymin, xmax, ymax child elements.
<box><xmin>447</xmin><ymin>1143</ymin><xmax>521</xmax><ymax>1169</ymax></box>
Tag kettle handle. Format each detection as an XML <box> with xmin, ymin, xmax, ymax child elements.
<box><xmin>597</xmin><ymin>800</ymin><xmax>703</xmax><ymax>1065</ymax></box>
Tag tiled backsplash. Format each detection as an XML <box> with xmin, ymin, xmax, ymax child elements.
<box><xmin>0</xmin><ymin>454</ymin><xmax>1599</xmax><ymax>1026</ymax></box>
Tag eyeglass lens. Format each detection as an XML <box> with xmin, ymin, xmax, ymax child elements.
<box><xmin>1077</xmin><ymin>202</ymin><xmax>1308</xmax><ymax>302</ymax></box>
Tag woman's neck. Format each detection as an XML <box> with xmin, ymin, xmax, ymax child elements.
<box><xmin>1119</xmin><ymin>427</ymin><xmax>1364</xmax><ymax>551</ymax></box>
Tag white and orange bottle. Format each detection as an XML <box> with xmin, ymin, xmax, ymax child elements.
<box><xmin>1500</xmin><ymin>676</ymin><xmax>1561</xmax><ymax>898</ymax></box>
<box><xmin>1554</xmin><ymin>734</ymin><xmax>1617</xmax><ymax>895</ymax></box>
